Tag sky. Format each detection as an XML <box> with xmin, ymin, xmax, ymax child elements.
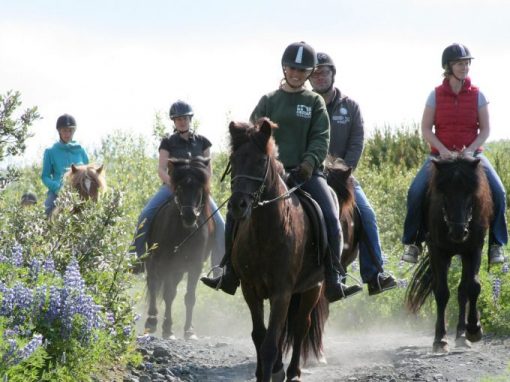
<box><xmin>2</xmin><ymin>0</ymin><xmax>510</xmax><ymax>166</ymax></box>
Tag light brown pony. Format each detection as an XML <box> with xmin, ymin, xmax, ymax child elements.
<box><xmin>229</xmin><ymin>118</ymin><xmax>328</xmax><ymax>382</ymax></box>
<box><xmin>64</xmin><ymin>164</ymin><xmax>107</xmax><ymax>201</ymax></box>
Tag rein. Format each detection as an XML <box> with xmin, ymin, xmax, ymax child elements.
<box><xmin>172</xmin><ymin>196</ymin><xmax>230</xmax><ymax>254</ymax></box>
<box><xmin>231</xmin><ymin>154</ymin><xmax>302</xmax><ymax>208</ymax></box>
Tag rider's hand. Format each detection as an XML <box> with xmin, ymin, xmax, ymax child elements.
<box><xmin>289</xmin><ymin>161</ymin><xmax>313</xmax><ymax>185</ymax></box>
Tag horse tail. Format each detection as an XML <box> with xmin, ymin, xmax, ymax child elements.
<box><xmin>282</xmin><ymin>292</ymin><xmax>329</xmax><ymax>362</ymax></box>
<box><xmin>405</xmin><ymin>253</ymin><xmax>433</xmax><ymax>314</ymax></box>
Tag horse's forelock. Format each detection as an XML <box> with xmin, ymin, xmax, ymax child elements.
<box><xmin>171</xmin><ymin>162</ymin><xmax>211</xmax><ymax>195</ymax></box>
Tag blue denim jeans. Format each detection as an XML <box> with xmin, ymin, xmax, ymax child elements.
<box><xmin>354</xmin><ymin>180</ymin><xmax>384</xmax><ymax>282</ymax></box>
<box><xmin>402</xmin><ymin>154</ymin><xmax>508</xmax><ymax>246</ymax></box>
<box><xmin>44</xmin><ymin>191</ymin><xmax>58</xmax><ymax>216</ymax></box>
<box><xmin>132</xmin><ymin>185</ymin><xmax>225</xmax><ymax>266</ymax></box>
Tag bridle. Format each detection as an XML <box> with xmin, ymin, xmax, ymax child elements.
<box><xmin>173</xmin><ymin>176</ymin><xmax>206</xmax><ymax>222</ymax></box>
<box><xmin>442</xmin><ymin>205</ymin><xmax>473</xmax><ymax>234</ymax></box>
<box><xmin>230</xmin><ymin>141</ymin><xmax>303</xmax><ymax>208</ymax></box>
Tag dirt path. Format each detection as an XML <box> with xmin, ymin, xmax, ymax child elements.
<box><xmin>126</xmin><ymin>329</ymin><xmax>510</xmax><ymax>381</ymax></box>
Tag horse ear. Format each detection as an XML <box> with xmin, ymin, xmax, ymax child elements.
<box><xmin>229</xmin><ymin>121</ymin><xmax>239</xmax><ymax>135</ymax></box>
<box><xmin>469</xmin><ymin>157</ymin><xmax>481</xmax><ymax>167</ymax></box>
<box><xmin>71</xmin><ymin>164</ymin><xmax>78</xmax><ymax>173</ymax></box>
<box><xmin>96</xmin><ymin>165</ymin><xmax>104</xmax><ymax>174</ymax></box>
<box><xmin>259</xmin><ymin>118</ymin><xmax>273</xmax><ymax>139</ymax></box>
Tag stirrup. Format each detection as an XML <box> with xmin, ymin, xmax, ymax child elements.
<box><xmin>340</xmin><ymin>273</ymin><xmax>363</xmax><ymax>299</ymax></box>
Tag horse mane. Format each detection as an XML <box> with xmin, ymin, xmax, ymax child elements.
<box><xmin>325</xmin><ymin>156</ymin><xmax>355</xmax><ymax>216</ymax></box>
<box><xmin>428</xmin><ymin>156</ymin><xmax>492</xmax><ymax>229</ymax></box>
<box><xmin>64</xmin><ymin>164</ymin><xmax>107</xmax><ymax>194</ymax></box>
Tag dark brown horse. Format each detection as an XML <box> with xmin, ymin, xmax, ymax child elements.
<box><xmin>405</xmin><ymin>156</ymin><xmax>493</xmax><ymax>352</ymax></box>
<box><xmin>229</xmin><ymin>118</ymin><xmax>328</xmax><ymax>382</ymax></box>
<box><xmin>144</xmin><ymin>157</ymin><xmax>213</xmax><ymax>340</ymax></box>
<box><xmin>64</xmin><ymin>164</ymin><xmax>107</xmax><ymax>201</ymax></box>
<box><xmin>325</xmin><ymin>157</ymin><xmax>362</xmax><ymax>270</ymax></box>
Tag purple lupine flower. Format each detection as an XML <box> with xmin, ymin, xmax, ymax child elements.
<box><xmin>2</xmin><ymin>338</ymin><xmax>18</xmax><ymax>364</ymax></box>
<box><xmin>106</xmin><ymin>311</ymin><xmax>115</xmax><ymax>325</ymax></box>
<box><xmin>29</xmin><ymin>258</ymin><xmax>42</xmax><ymax>281</ymax></box>
<box><xmin>42</xmin><ymin>257</ymin><xmax>56</xmax><ymax>274</ymax></box>
<box><xmin>397</xmin><ymin>279</ymin><xmax>408</xmax><ymax>288</ymax></box>
<box><xmin>16</xmin><ymin>333</ymin><xmax>43</xmax><ymax>362</ymax></box>
<box><xmin>10</xmin><ymin>243</ymin><xmax>23</xmax><ymax>267</ymax></box>
<box><xmin>123</xmin><ymin>325</ymin><xmax>132</xmax><ymax>336</ymax></box>
<box><xmin>381</xmin><ymin>253</ymin><xmax>389</xmax><ymax>265</ymax></box>
<box><xmin>45</xmin><ymin>285</ymin><xmax>61</xmax><ymax>323</ymax></box>
<box><xmin>59</xmin><ymin>258</ymin><xmax>103</xmax><ymax>341</ymax></box>
<box><xmin>502</xmin><ymin>263</ymin><xmax>509</xmax><ymax>274</ymax></box>
<box><xmin>492</xmin><ymin>278</ymin><xmax>501</xmax><ymax>301</ymax></box>
<box><xmin>350</xmin><ymin>260</ymin><xmax>358</xmax><ymax>272</ymax></box>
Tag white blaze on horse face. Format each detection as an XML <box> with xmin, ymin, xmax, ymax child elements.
<box><xmin>84</xmin><ymin>177</ymin><xmax>92</xmax><ymax>193</ymax></box>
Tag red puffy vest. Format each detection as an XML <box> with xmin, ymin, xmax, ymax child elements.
<box><xmin>432</xmin><ymin>77</ymin><xmax>480</xmax><ymax>154</ymax></box>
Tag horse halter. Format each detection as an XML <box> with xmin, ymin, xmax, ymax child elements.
<box><xmin>173</xmin><ymin>177</ymin><xmax>205</xmax><ymax>221</ymax></box>
<box><xmin>442</xmin><ymin>205</ymin><xmax>473</xmax><ymax>234</ymax></box>
<box><xmin>230</xmin><ymin>155</ymin><xmax>269</xmax><ymax>208</ymax></box>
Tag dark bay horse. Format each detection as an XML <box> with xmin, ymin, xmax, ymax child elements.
<box><xmin>229</xmin><ymin>118</ymin><xmax>328</xmax><ymax>382</ymax></box>
<box><xmin>144</xmin><ymin>157</ymin><xmax>213</xmax><ymax>340</ymax></box>
<box><xmin>325</xmin><ymin>157</ymin><xmax>362</xmax><ymax>270</ymax></box>
<box><xmin>405</xmin><ymin>156</ymin><xmax>493</xmax><ymax>352</ymax></box>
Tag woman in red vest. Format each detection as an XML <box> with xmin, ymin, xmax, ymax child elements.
<box><xmin>402</xmin><ymin>43</ymin><xmax>508</xmax><ymax>265</ymax></box>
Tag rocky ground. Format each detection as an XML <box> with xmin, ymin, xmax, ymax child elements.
<box><xmin>123</xmin><ymin>329</ymin><xmax>510</xmax><ymax>382</ymax></box>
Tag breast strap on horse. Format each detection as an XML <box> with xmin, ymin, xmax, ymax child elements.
<box><xmin>293</xmin><ymin>188</ymin><xmax>328</xmax><ymax>265</ymax></box>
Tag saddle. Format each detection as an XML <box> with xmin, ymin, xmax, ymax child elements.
<box><xmin>293</xmin><ymin>187</ymin><xmax>328</xmax><ymax>265</ymax></box>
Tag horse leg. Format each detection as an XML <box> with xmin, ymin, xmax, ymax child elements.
<box><xmin>455</xmin><ymin>267</ymin><xmax>470</xmax><ymax>348</ymax></box>
<box><xmin>286</xmin><ymin>287</ymin><xmax>322</xmax><ymax>382</ymax></box>
<box><xmin>145</xmin><ymin>263</ymin><xmax>160</xmax><ymax>334</ymax></box>
<box><xmin>261</xmin><ymin>294</ymin><xmax>291</xmax><ymax>382</ymax></box>
<box><xmin>464</xmin><ymin>253</ymin><xmax>483</xmax><ymax>343</ymax></box>
<box><xmin>162</xmin><ymin>272</ymin><xmax>181</xmax><ymax>340</ymax></box>
<box><xmin>242</xmin><ymin>285</ymin><xmax>266</xmax><ymax>382</ymax></box>
<box><xmin>431</xmin><ymin>253</ymin><xmax>450</xmax><ymax>353</ymax></box>
<box><xmin>183</xmin><ymin>264</ymin><xmax>201</xmax><ymax>340</ymax></box>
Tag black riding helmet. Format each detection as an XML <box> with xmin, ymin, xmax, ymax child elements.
<box><xmin>281</xmin><ymin>41</ymin><xmax>317</xmax><ymax>70</ymax></box>
<box><xmin>316</xmin><ymin>52</ymin><xmax>336</xmax><ymax>75</ymax></box>
<box><xmin>442</xmin><ymin>43</ymin><xmax>474</xmax><ymax>70</ymax></box>
<box><xmin>56</xmin><ymin>114</ymin><xmax>77</xmax><ymax>130</ymax></box>
<box><xmin>169</xmin><ymin>100</ymin><xmax>194</xmax><ymax>120</ymax></box>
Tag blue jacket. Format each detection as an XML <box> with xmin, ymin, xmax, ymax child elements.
<box><xmin>41</xmin><ymin>141</ymin><xmax>89</xmax><ymax>193</ymax></box>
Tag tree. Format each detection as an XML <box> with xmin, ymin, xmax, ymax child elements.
<box><xmin>0</xmin><ymin>90</ymin><xmax>40</xmax><ymax>189</ymax></box>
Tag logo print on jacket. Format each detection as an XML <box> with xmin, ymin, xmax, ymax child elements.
<box><xmin>296</xmin><ymin>105</ymin><xmax>312</xmax><ymax>118</ymax></box>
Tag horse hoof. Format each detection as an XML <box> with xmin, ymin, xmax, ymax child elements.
<box><xmin>466</xmin><ymin>327</ymin><xmax>483</xmax><ymax>343</ymax></box>
<box><xmin>432</xmin><ymin>340</ymin><xmax>449</xmax><ymax>353</ymax></box>
<box><xmin>271</xmin><ymin>367</ymin><xmax>285</xmax><ymax>382</ymax></box>
<box><xmin>455</xmin><ymin>335</ymin><xmax>472</xmax><ymax>349</ymax></box>
<box><xmin>184</xmin><ymin>329</ymin><xmax>198</xmax><ymax>341</ymax></box>
<box><xmin>144</xmin><ymin>327</ymin><xmax>156</xmax><ymax>334</ymax></box>
<box><xmin>162</xmin><ymin>333</ymin><xmax>176</xmax><ymax>340</ymax></box>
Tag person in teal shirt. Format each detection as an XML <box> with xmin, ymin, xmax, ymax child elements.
<box><xmin>41</xmin><ymin>114</ymin><xmax>89</xmax><ymax>216</ymax></box>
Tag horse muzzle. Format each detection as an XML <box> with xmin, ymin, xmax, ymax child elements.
<box><xmin>448</xmin><ymin>224</ymin><xmax>470</xmax><ymax>243</ymax></box>
<box><xmin>229</xmin><ymin>192</ymin><xmax>253</xmax><ymax>220</ymax></box>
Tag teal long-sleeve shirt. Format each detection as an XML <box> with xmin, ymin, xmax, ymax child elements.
<box><xmin>41</xmin><ymin>141</ymin><xmax>89</xmax><ymax>193</ymax></box>
<box><xmin>250</xmin><ymin>88</ymin><xmax>330</xmax><ymax>170</ymax></box>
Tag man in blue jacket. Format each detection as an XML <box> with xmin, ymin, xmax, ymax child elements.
<box><xmin>310</xmin><ymin>52</ymin><xmax>397</xmax><ymax>295</ymax></box>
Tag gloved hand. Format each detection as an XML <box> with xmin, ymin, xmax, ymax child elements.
<box><xmin>289</xmin><ymin>161</ymin><xmax>314</xmax><ymax>186</ymax></box>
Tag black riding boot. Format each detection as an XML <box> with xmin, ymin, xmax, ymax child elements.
<box><xmin>324</xmin><ymin>235</ymin><xmax>362</xmax><ymax>302</ymax></box>
<box><xmin>200</xmin><ymin>216</ymin><xmax>240</xmax><ymax>295</ymax></box>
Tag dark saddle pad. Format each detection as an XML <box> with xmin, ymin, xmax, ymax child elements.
<box><xmin>293</xmin><ymin>187</ymin><xmax>328</xmax><ymax>265</ymax></box>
